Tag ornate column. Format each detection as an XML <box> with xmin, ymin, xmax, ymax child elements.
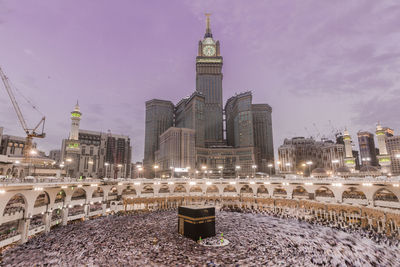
<box><xmin>43</xmin><ymin>211</ymin><xmax>52</xmax><ymax>234</ymax></box>
<box><xmin>18</xmin><ymin>218</ymin><xmax>31</xmax><ymax>244</ymax></box>
<box><xmin>61</xmin><ymin>207</ymin><xmax>69</xmax><ymax>226</ymax></box>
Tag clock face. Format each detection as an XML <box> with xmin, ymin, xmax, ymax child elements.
<box><xmin>203</xmin><ymin>45</ymin><xmax>216</xmax><ymax>57</ymax></box>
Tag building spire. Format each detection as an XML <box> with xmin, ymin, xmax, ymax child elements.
<box><xmin>204</xmin><ymin>13</ymin><xmax>212</xmax><ymax>38</ymax></box>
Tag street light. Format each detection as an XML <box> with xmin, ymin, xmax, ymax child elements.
<box><xmin>306</xmin><ymin>161</ymin><xmax>313</xmax><ymax>177</ymax></box>
<box><xmin>251</xmin><ymin>165</ymin><xmax>257</xmax><ymax>178</ymax></box>
<box><xmin>235</xmin><ymin>165</ymin><xmax>241</xmax><ymax>178</ymax></box>
<box><xmin>186</xmin><ymin>166</ymin><xmax>191</xmax><ymax>178</ymax></box>
<box><xmin>104</xmin><ymin>162</ymin><xmax>110</xmax><ymax>178</ymax></box>
<box><xmin>64</xmin><ymin>158</ymin><xmax>73</xmax><ymax>178</ymax></box>
<box><xmin>285</xmin><ymin>162</ymin><xmax>291</xmax><ymax>173</ymax></box>
<box><xmin>267</xmin><ymin>163</ymin><xmax>273</xmax><ymax>177</ymax></box>
<box><xmin>201</xmin><ymin>165</ymin><xmax>207</xmax><ymax>178</ymax></box>
<box><xmin>218</xmin><ymin>165</ymin><xmax>223</xmax><ymax>179</ymax></box>
<box><xmin>153</xmin><ymin>165</ymin><xmax>159</xmax><ymax>178</ymax></box>
<box><xmin>331</xmin><ymin>159</ymin><xmax>339</xmax><ymax>174</ymax></box>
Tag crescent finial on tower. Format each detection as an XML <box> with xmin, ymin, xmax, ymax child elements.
<box><xmin>204</xmin><ymin>13</ymin><xmax>213</xmax><ymax>38</ymax></box>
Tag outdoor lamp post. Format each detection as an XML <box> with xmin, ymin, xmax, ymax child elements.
<box><xmin>153</xmin><ymin>165</ymin><xmax>159</xmax><ymax>178</ymax></box>
<box><xmin>285</xmin><ymin>162</ymin><xmax>291</xmax><ymax>173</ymax></box>
<box><xmin>267</xmin><ymin>163</ymin><xmax>273</xmax><ymax>177</ymax></box>
<box><xmin>104</xmin><ymin>162</ymin><xmax>110</xmax><ymax>178</ymax></box>
<box><xmin>65</xmin><ymin>158</ymin><xmax>72</xmax><ymax>178</ymax></box>
<box><xmin>235</xmin><ymin>165</ymin><xmax>241</xmax><ymax>178</ymax></box>
<box><xmin>201</xmin><ymin>165</ymin><xmax>207</xmax><ymax>178</ymax></box>
<box><xmin>331</xmin><ymin>159</ymin><xmax>339</xmax><ymax>174</ymax></box>
<box><xmin>251</xmin><ymin>165</ymin><xmax>257</xmax><ymax>178</ymax></box>
<box><xmin>306</xmin><ymin>161</ymin><xmax>313</xmax><ymax>177</ymax></box>
<box><xmin>218</xmin><ymin>165</ymin><xmax>223</xmax><ymax>179</ymax></box>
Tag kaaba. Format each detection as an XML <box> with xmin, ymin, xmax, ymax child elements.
<box><xmin>178</xmin><ymin>206</ymin><xmax>215</xmax><ymax>241</ymax></box>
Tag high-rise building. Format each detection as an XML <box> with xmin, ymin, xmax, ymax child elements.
<box><xmin>386</xmin><ymin>136</ymin><xmax>400</xmax><ymax>175</ymax></box>
<box><xmin>376</xmin><ymin>124</ymin><xmax>393</xmax><ymax>174</ymax></box>
<box><xmin>196</xmin><ymin>14</ymin><xmax>224</xmax><ymax>145</ymax></box>
<box><xmin>252</xmin><ymin>104</ymin><xmax>274</xmax><ymax>173</ymax></box>
<box><xmin>278</xmin><ymin>137</ymin><xmax>345</xmax><ymax>175</ymax></box>
<box><xmin>155</xmin><ymin>127</ymin><xmax>196</xmax><ymax>176</ymax></box>
<box><xmin>49</xmin><ymin>149</ymin><xmax>61</xmax><ymax>163</ymax></box>
<box><xmin>357</xmin><ymin>131</ymin><xmax>378</xmax><ymax>166</ymax></box>
<box><xmin>175</xmin><ymin>92</ymin><xmax>206</xmax><ymax>147</ymax></box>
<box><xmin>143</xmin><ymin>99</ymin><xmax>174</xmax><ymax>177</ymax></box>
<box><xmin>143</xmin><ymin>14</ymin><xmax>273</xmax><ymax>178</ymax></box>
<box><xmin>225</xmin><ymin>92</ymin><xmax>254</xmax><ymax>148</ymax></box>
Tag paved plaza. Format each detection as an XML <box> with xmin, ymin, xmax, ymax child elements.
<box><xmin>1</xmin><ymin>210</ymin><xmax>399</xmax><ymax>266</ymax></box>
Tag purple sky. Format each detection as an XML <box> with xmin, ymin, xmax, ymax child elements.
<box><xmin>0</xmin><ymin>0</ymin><xmax>400</xmax><ymax>162</ymax></box>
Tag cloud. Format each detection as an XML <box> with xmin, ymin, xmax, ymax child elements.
<box><xmin>351</xmin><ymin>92</ymin><xmax>400</xmax><ymax>132</ymax></box>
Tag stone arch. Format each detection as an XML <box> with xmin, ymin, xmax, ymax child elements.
<box><xmin>223</xmin><ymin>185</ymin><xmax>237</xmax><ymax>193</ymax></box>
<box><xmin>108</xmin><ymin>186</ymin><xmax>118</xmax><ymax>197</ymax></box>
<box><xmin>158</xmin><ymin>185</ymin><xmax>170</xmax><ymax>194</ymax></box>
<box><xmin>3</xmin><ymin>193</ymin><xmax>27</xmax><ymax>216</ymax></box>
<box><xmin>342</xmin><ymin>187</ymin><xmax>366</xmax><ymax>200</ymax></box>
<box><xmin>240</xmin><ymin>185</ymin><xmax>253</xmax><ymax>194</ymax></box>
<box><xmin>174</xmin><ymin>185</ymin><xmax>186</xmax><ymax>193</ymax></box>
<box><xmin>55</xmin><ymin>190</ymin><xmax>66</xmax><ymax>204</ymax></box>
<box><xmin>273</xmin><ymin>187</ymin><xmax>287</xmax><ymax>197</ymax></box>
<box><xmin>257</xmin><ymin>185</ymin><xmax>269</xmax><ymax>196</ymax></box>
<box><xmin>292</xmin><ymin>186</ymin><xmax>309</xmax><ymax>198</ymax></box>
<box><xmin>0</xmin><ymin>167</ymin><xmax>3</xmax><ymax>175</ymax></box>
<box><xmin>373</xmin><ymin>188</ymin><xmax>399</xmax><ymax>202</ymax></box>
<box><xmin>142</xmin><ymin>185</ymin><xmax>154</xmax><ymax>194</ymax></box>
<box><xmin>206</xmin><ymin>185</ymin><xmax>219</xmax><ymax>194</ymax></box>
<box><xmin>122</xmin><ymin>186</ymin><xmax>136</xmax><ymax>196</ymax></box>
<box><xmin>315</xmin><ymin>186</ymin><xmax>335</xmax><ymax>198</ymax></box>
<box><xmin>6</xmin><ymin>168</ymin><xmax>12</xmax><ymax>176</ymax></box>
<box><xmin>34</xmin><ymin>191</ymin><xmax>50</xmax><ymax>208</ymax></box>
<box><xmin>18</xmin><ymin>169</ymin><xmax>24</xmax><ymax>178</ymax></box>
<box><xmin>71</xmin><ymin>188</ymin><xmax>86</xmax><ymax>201</ymax></box>
<box><xmin>189</xmin><ymin>186</ymin><xmax>202</xmax><ymax>193</ymax></box>
<box><xmin>51</xmin><ymin>208</ymin><xmax>62</xmax><ymax>222</ymax></box>
<box><xmin>92</xmin><ymin>187</ymin><xmax>104</xmax><ymax>198</ymax></box>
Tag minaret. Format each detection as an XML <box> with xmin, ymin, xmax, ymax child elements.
<box><xmin>376</xmin><ymin>123</ymin><xmax>391</xmax><ymax>174</ymax></box>
<box><xmin>343</xmin><ymin>129</ymin><xmax>355</xmax><ymax>171</ymax></box>
<box><xmin>69</xmin><ymin>101</ymin><xmax>81</xmax><ymax>140</ymax></box>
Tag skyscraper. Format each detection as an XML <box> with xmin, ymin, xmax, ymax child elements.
<box><xmin>196</xmin><ymin>14</ymin><xmax>224</xmax><ymax>145</ymax></box>
<box><xmin>376</xmin><ymin>124</ymin><xmax>393</xmax><ymax>174</ymax></box>
<box><xmin>143</xmin><ymin>99</ymin><xmax>174</xmax><ymax>177</ymax></box>
<box><xmin>143</xmin><ymin>14</ymin><xmax>274</xmax><ymax>178</ymax></box>
<box><xmin>357</xmin><ymin>131</ymin><xmax>377</xmax><ymax>166</ymax></box>
<box><xmin>252</xmin><ymin>104</ymin><xmax>274</xmax><ymax>172</ymax></box>
<box><xmin>225</xmin><ymin>92</ymin><xmax>254</xmax><ymax>148</ymax></box>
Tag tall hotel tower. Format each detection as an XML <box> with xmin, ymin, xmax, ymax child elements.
<box><xmin>196</xmin><ymin>14</ymin><xmax>224</xmax><ymax>145</ymax></box>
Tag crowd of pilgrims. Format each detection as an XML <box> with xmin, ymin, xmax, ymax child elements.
<box><xmin>1</xmin><ymin>206</ymin><xmax>399</xmax><ymax>266</ymax></box>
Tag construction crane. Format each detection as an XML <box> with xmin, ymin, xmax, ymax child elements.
<box><xmin>0</xmin><ymin>66</ymin><xmax>46</xmax><ymax>163</ymax></box>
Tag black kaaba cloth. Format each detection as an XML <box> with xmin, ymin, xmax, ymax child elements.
<box><xmin>178</xmin><ymin>206</ymin><xmax>215</xmax><ymax>241</ymax></box>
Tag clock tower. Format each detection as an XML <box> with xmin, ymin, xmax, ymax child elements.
<box><xmin>196</xmin><ymin>14</ymin><xmax>224</xmax><ymax>145</ymax></box>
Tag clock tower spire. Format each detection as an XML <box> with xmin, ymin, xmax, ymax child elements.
<box><xmin>205</xmin><ymin>13</ymin><xmax>212</xmax><ymax>38</ymax></box>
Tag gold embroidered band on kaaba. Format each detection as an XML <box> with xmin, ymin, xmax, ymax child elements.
<box><xmin>178</xmin><ymin>214</ymin><xmax>216</xmax><ymax>224</ymax></box>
